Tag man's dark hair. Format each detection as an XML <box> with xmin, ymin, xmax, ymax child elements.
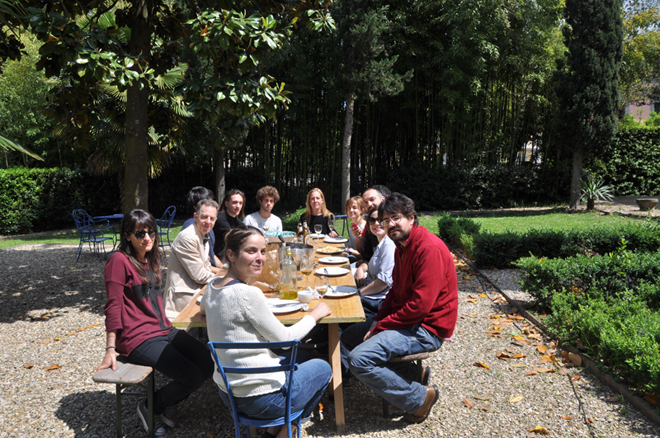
<box><xmin>186</xmin><ymin>186</ymin><xmax>214</xmax><ymax>215</ymax></box>
<box><xmin>371</xmin><ymin>185</ymin><xmax>391</xmax><ymax>198</ymax></box>
<box><xmin>378</xmin><ymin>192</ymin><xmax>417</xmax><ymax>224</ymax></box>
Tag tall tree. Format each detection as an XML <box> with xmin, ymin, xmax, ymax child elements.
<box><xmin>15</xmin><ymin>1</ymin><xmax>331</xmax><ymax>212</ymax></box>
<box><xmin>556</xmin><ymin>0</ymin><xmax>623</xmax><ymax>209</ymax></box>
<box><xmin>336</xmin><ymin>0</ymin><xmax>411</xmax><ymax>204</ymax></box>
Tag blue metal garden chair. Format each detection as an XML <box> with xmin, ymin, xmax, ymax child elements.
<box><xmin>207</xmin><ymin>340</ymin><xmax>303</xmax><ymax>438</ymax></box>
<box><xmin>155</xmin><ymin>205</ymin><xmax>176</xmax><ymax>250</ymax></box>
<box><xmin>72</xmin><ymin>209</ymin><xmax>115</xmax><ymax>262</ymax></box>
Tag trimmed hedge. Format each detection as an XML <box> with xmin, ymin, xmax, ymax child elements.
<box><xmin>0</xmin><ymin>168</ymin><xmax>120</xmax><ymax>234</ymax></box>
<box><xmin>548</xmin><ymin>293</ymin><xmax>660</xmax><ymax>395</ymax></box>
<box><xmin>438</xmin><ymin>215</ymin><xmax>660</xmax><ymax>268</ymax></box>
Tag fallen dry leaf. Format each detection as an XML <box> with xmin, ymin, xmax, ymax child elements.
<box><xmin>486</xmin><ymin>329</ymin><xmax>502</xmax><ymax>335</ymax></box>
<box><xmin>536</xmin><ymin>359</ymin><xmax>548</xmax><ymax>365</ymax></box>
<box><xmin>468</xmin><ymin>313</ymin><xmax>478</xmax><ymax>318</ymax></box>
<box><xmin>513</xmin><ymin>336</ymin><xmax>532</xmax><ymax>345</ymax></box>
<box><xmin>54</xmin><ymin>338</ymin><xmax>67</xmax><ymax>341</ymax></box>
<box><xmin>474</xmin><ymin>362</ymin><xmax>490</xmax><ymax>370</ymax></box>
<box><xmin>571</xmin><ymin>374</ymin><xmax>582</xmax><ymax>382</ymax></box>
<box><xmin>44</xmin><ymin>364</ymin><xmax>61</xmax><ymax>371</ymax></box>
<box><xmin>474</xmin><ymin>395</ymin><xmax>491</xmax><ymax>401</ymax></box>
<box><xmin>537</xmin><ymin>368</ymin><xmax>555</xmax><ymax>374</ymax></box>
<box><xmin>528</xmin><ymin>333</ymin><xmax>542</xmax><ymax>339</ymax></box>
<box><xmin>463</xmin><ymin>275</ymin><xmax>471</xmax><ymax>280</ymax></box>
<box><xmin>479</xmin><ymin>293</ymin><xmax>488</xmax><ymax>298</ymax></box>
<box><xmin>512</xmin><ymin>353</ymin><xmax>527</xmax><ymax>359</ymax></box>
<box><xmin>39</xmin><ymin>340</ymin><xmax>51</xmax><ymax>344</ymax></box>
<box><xmin>558</xmin><ymin>367</ymin><xmax>568</xmax><ymax>376</ymax></box>
<box><xmin>23</xmin><ymin>363</ymin><xmax>34</xmax><ymax>369</ymax></box>
<box><xmin>586</xmin><ymin>417</ymin><xmax>594</xmax><ymax>424</ymax></box>
<box><xmin>537</xmin><ymin>344</ymin><xmax>547</xmax><ymax>354</ymax></box>
<box><xmin>490</xmin><ymin>314</ymin><xmax>502</xmax><ymax>319</ymax></box>
<box><xmin>468</xmin><ymin>294</ymin><xmax>480</xmax><ymax>299</ymax></box>
<box><xmin>505</xmin><ymin>347</ymin><xmax>516</xmax><ymax>354</ymax></box>
<box><xmin>560</xmin><ymin>415</ymin><xmax>573</xmax><ymax>420</ymax></box>
<box><xmin>568</xmin><ymin>352</ymin><xmax>582</xmax><ymax>366</ymax></box>
<box><xmin>481</xmin><ymin>405</ymin><xmax>490</xmax><ymax>412</ymax></box>
<box><xmin>497</xmin><ymin>352</ymin><xmax>511</xmax><ymax>360</ymax></box>
<box><xmin>512</xmin><ymin>340</ymin><xmax>526</xmax><ymax>347</ymax></box>
<box><xmin>509</xmin><ymin>395</ymin><xmax>524</xmax><ymax>403</ymax></box>
<box><xmin>465</xmin><ymin>299</ymin><xmax>477</xmax><ymax>304</ymax></box>
<box><xmin>528</xmin><ymin>425</ymin><xmax>550</xmax><ymax>435</ymax></box>
<box><xmin>511</xmin><ymin>363</ymin><xmax>526</xmax><ymax>368</ymax></box>
<box><xmin>645</xmin><ymin>393</ymin><xmax>658</xmax><ymax>405</ymax></box>
<box><xmin>525</xmin><ymin>368</ymin><xmax>538</xmax><ymax>377</ymax></box>
<box><xmin>463</xmin><ymin>398</ymin><xmax>474</xmax><ymax>409</ymax></box>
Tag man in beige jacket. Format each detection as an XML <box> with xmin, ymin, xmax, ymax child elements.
<box><xmin>164</xmin><ymin>199</ymin><xmax>219</xmax><ymax>321</ymax></box>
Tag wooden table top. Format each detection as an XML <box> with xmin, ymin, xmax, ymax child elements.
<box><xmin>172</xmin><ymin>236</ymin><xmax>365</xmax><ymax>327</ymax></box>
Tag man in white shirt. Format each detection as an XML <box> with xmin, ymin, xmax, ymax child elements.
<box><xmin>243</xmin><ymin>186</ymin><xmax>283</xmax><ymax>232</ymax></box>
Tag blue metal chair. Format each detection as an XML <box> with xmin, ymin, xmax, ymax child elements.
<box><xmin>72</xmin><ymin>209</ymin><xmax>115</xmax><ymax>262</ymax></box>
<box><xmin>155</xmin><ymin>205</ymin><xmax>176</xmax><ymax>250</ymax></box>
<box><xmin>207</xmin><ymin>340</ymin><xmax>303</xmax><ymax>438</ymax></box>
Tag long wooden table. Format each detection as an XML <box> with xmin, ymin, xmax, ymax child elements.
<box><xmin>172</xmin><ymin>237</ymin><xmax>365</xmax><ymax>433</ymax></box>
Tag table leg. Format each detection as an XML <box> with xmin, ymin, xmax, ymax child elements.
<box><xmin>328</xmin><ymin>323</ymin><xmax>346</xmax><ymax>432</ymax></box>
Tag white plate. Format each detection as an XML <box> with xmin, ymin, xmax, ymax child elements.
<box><xmin>308</xmin><ymin>233</ymin><xmax>325</xmax><ymax>239</ymax></box>
<box><xmin>316</xmin><ymin>247</ymin><xmax>343</xmax><ymax>255</ymax></box>
<box><xmin>324</xmin><ymin>286</ymin><xmax>358</xmax><ymax>298</ymax></box>
<box><xmin>315</xmin><ymin>267</ymin><xmax>350</xmax><ymax>277</ymax></box>
<box><xmin>319</xmin><ymin>256</ymin><xmax>349</xmax><ymax>264</ymax></box>
<box><xmin>324</xmin><ymin>237</ymin><xmax>348</xmax><ymax>243</ymax></box>
<box><xmin>266</xmin><ymin>299</ymin><xmax>303</xmax><ymax>314</ymax></box>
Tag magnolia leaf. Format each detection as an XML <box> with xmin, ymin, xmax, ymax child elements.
<box><xmin>537</xmin><ymin>368</ymin><xmax>554</xmax><ymax>374</ymax></box>
<box><xmin>512</xmin><ymin>353</ymin><xmax>527</xmax><ymax>359</ymax></box>
<box><xmin>568</xmin><ymin>352</ymin><xmax>582</xmax><ymax>366</ymax></box>
<box><xmin>505</xmin><ymin>347</ymin><xmax>516</xmax><ymax>354</ymax></box>
<box><xmin>24</xmin><ymin>363</ymin><xmax>34</xmax><ymax>369</ymax></box>
<box><xmin>463</xmin><ymin>398</ymin><xmax>474</xmax><ymax>409</ymax></box>
<box><xmin>571</xmin><ymin>374</ymin><xmax>581</xmax><ymax>382</ymax></box>
<box><xmin>44</xmin><ymin>364</ymin><xmax>61</xmax><ymax>371</ymax></box>
<box><xmin>497</xmin><ymin>352</ymin><xmax>511</xmax><ymax>360</ymax></box>
<box><xmin>479</xmin><ymin>293</ymin><xmax>488</xmax><ymax>298</ymax></box>
<box><xmin>511</xmin><ymin>363</ymin><xmax>526</xmax><ymax>368</ymax></box>
<box><xmin>474</xmin><ymin>395</ymin><xmax>491</xmax><ymax>401</ymax></box>
<box><xmin>537</xmin><ymin>345</ymin><xmax>547</xmax><ymax>354</ymax></box>
<box><xmin>525</xmin><ymin>368</ymin><xmax>538</xmax><ymax>376</ymax></box>
<box><xmin>509</xmin><ymin>395</ymin><xmax>524</xmax><ymax>403</ymax></box>
<box><xmin>586</xmin><ymin>418</ymin><xmax>594</xmax><ymax>424</ymax></box>
<box><xmin>465</xmin><ymin>299</ymin><xmax>477</xmax><ymax>303</ymax></box>
<box><xmin>490</xmin><ymin>314</ymin><xmax>501</xmax><ymax>319</ymax></box>
<box><xmin>474</xmin><ymin>362</ymin><xmax>490</xmax><ymax>370</ymax></box>
<box><xmin>468</xmin><ymin>294</ymin><xmax>479</xmax><ymax>299</ymax></box>
<box><xmin>528</xmin><ymin>426</ymin><xmax>550</xmax><ymax>435</ymax></box>
<box><xmin>560</xmin><ymin>415</ymin><xmax>573</xmax><ymax>420</ymax></box>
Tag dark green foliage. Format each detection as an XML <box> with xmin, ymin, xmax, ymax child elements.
<box><xmin>596</xmin><ymin>128</ymin><xmax>660</xmax><ymax>196</ymax></box>
<box><xmin>388</xmin><ymin>164</ymin><xmax>570</xmax><ymax>211</ymax></box>
<box><xmin>437</xmin><ymin>214</ymin><xmax>481</xmax><ymax>247</ymax></box>
<box><xmin>0</xmin><ymin>168</ymin><xmax>120</xmax><ymax>234</ymax></box>
<box><xmin>547</xmin><ymin>293</ymin><xmax>660</xmax><ymax>394</ymax></box>
<box><xmin>556</xmin><ymin>0</ymin><xmax>623</xmax><ymax>152</ymax></box>
<box><xmin>515</xmin><ymin>251</ymin><xmax>660</xmax><ymax>309</ymax></box>
<box><xmin>472</xmin><ymin>223</ymin><xmax>660</xmax><ymax>268</ymax></box>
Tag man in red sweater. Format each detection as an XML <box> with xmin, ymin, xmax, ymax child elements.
<box><xmin>345</xmin><ymin>193</ymin><xmax>458</xmax><ymax>423</ymax></box>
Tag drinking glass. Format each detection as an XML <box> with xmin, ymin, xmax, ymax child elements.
<box><xmin>300</xmin><ymin>257</ymin><xmax>314</xmax><ymax>288</ymax></box>
<box><xmin>315</xmin><ymin>276</ymin><xmax>329</xmax><ymax>301</ymax></box>
<box><xmin>314</xmin><ymin>224</ymin><xmax>322</xmax><ymax>235</ymax></box>
<box><xmin>328</xmin><ymin>214</ymin><xmax>335</xmax><ymax>233</ymax></box>
<box><xmin>263</xmin><ymin>223</ymin><xmax>270</xmax><ymax>232</ymax></box>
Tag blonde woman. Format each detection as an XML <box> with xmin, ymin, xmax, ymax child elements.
<box><xmin>345</xmin><ymin>196</ymin><xmax>366</xmax><ymax>258</ymax></box>
<box><xmin>299</xmin><ymin>188</ymin><xmax>339</xmax><ymax>237</ymax></box>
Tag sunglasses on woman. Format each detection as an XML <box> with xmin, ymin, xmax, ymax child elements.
<box><xmin>129</xmin><ymin>229</ymin><xmax>156</xmax><ymax>239</ymax></box>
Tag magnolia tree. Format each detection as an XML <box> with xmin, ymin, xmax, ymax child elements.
<box><xmin>13</xmin><ymin>0</ymin><xmax>332</xmax><ymax>211</ymax></box>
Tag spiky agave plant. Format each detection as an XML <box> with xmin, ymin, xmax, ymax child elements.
<box><xmin>581</xmin><ymin>174</ymin><xmax>614</xmax><ymax>211</ymax></box>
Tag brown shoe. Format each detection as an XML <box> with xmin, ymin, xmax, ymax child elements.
<box><xmin>418</xmin><ymin>366</ymin><xmax>431</xmax><ymax>386</ymax></box>
<box><xmin>403</xmin><ymin>385</ymin><xmax>439</xmax><ymax>423</ymax></box>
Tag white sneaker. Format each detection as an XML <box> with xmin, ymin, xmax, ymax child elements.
<box><xmin>137</xmin><ymin>400</ymin><xmax>167</xmax><ymax>436</ymax></box>
<box><xmin>159</xmin><ymin>412</ymin><xmax>175</xmax><ymax>429</ymax></box>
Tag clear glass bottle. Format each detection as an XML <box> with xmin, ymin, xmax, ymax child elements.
<box><xmin>303</xmin><ymin>221</ymin><xmax>310</xmax><ymax>244</ymax></box>
<box><xmin>281</xmin><ymin>247</ymin><xmax>298</xmax><ymax>300</ymax></box>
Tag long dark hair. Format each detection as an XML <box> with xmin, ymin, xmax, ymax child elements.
<box><xmin>223</xmin><ymin>225</ymin><xmax>264</xmax><ymax>264</ymax></box>
<box><xmin>118</xmin><ymin>209</ymin><xmax>162</xmax><ymax>286</ymax></box>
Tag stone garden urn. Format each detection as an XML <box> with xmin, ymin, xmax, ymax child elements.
<box><xmin>636</xmin><ymin>198</ymin><xmax>659</xmax><ymax>211</ymax></box>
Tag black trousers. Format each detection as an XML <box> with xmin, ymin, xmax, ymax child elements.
<box><xmin>128</xmin><ymin>328</ymin><xmax>214</xmax><ymax>414</ymax></box>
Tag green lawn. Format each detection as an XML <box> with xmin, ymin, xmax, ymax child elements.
<box><xmin>0</xmin><ymin>225</ymin><xmax>184</xmax><ymax>250</ymax></box>
<box><xmin>457</xmin><ymin>211</ymin><xmax>642</xmax><ymax>234</ymax></box>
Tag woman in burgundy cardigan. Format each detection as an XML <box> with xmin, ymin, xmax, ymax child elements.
<box><xmin>96</xmin><ymin>209</ymin><xmax>213</xmax><ymax>436</ymax></box>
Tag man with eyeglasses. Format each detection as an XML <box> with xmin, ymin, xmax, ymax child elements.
<box><xmin>164</xmin><ymin>199</ymin><xmax>219</xmax><ymax>321</ymax></box>
<box><xmin>343</xmin><ymin>192</ymin><xmax>458</xmax><ymax>424</ymax></box>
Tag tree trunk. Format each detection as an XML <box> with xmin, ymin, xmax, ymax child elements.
<box><xmin>569</xmin><ymin>148</ymin><xmax>584</xmax><ymax>210</ymax></box>
<box><xmin>123</xmin><ymin>0</ymin><xmax>153</xmax><ymax>213</ymax></box>
<box><xmin>341</xmin><ymin>91</ymin><xmax>355</xmax><ymax>207</ymax></box>
<box><xmin>215</xmin><ymin>145</ymin><xmax>226</xmax><ymax>204</ymax></box>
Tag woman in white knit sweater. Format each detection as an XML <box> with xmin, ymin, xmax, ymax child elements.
<box><xmin>202</xmin><ymin>225</ymin><xmax>332</xmax><ymax>438</ymax></box>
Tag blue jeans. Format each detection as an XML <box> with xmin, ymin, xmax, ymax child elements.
<box><xmin>218</xmin><ymin>358</ymin><xmax>331</xmax><ymax>420</ymax></box>
<box><xmin>348</xmin><ymin>325</ymin><xmax>443</xmax><ymax>413</ymax></box>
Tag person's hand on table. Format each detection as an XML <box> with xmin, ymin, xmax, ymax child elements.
<box><xmin>328</xmin><ymin>229</ymin><xmax>339</xmax><ymax>238</ymax></box>
<box><xmin>363</xmin><ymin>321</ymin><xmax>378</xmax><ymax>341</ymax></box>
<box><xmin>310</xmin><ymin>302</ymin><xmax>331</xmax><ymax>321</ymax></box>
<box><xmin>354</xmin><ymin>265</ymin><xmax>367</xmax><ymax>287</ymax></box>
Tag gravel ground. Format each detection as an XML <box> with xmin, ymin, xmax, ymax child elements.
<box><xmin>1</xmin><ymin>244</ymin><xmax>659</xmax><ymax>437</ymax></box>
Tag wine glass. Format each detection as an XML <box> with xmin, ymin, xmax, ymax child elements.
<box><xmin>315</xmin><ymin>276</ymin><xmax>328</xmax><ymax>301</ymax></box>
<box><xmin>328</xmin><ymin>214</ymin><xmax>335</xmax><ymax>234</ymax></box>
<box><xmin>263</xmin><ymin>223</ymin><xmax>270</xmax><ymax>233</ymax></box>
<box><xmin>314</xmin><ymin>224</ymin><xmax>322</xmax><ymax>236</ymax></box>
<box><xmin>300</xmin><ymin>257</ymin><xmax>314</xmax><ymax>288</ymax></box>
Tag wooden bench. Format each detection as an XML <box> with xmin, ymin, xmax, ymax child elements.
<box><xmin>382</xmin><ymin>352</ymin><xmax>431</xmax><ymax>417</ymax></box>
<box><xmin>92</xmin><ymin>356</ymin><xmax>155</xmax><ymax>437</ymax></box>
